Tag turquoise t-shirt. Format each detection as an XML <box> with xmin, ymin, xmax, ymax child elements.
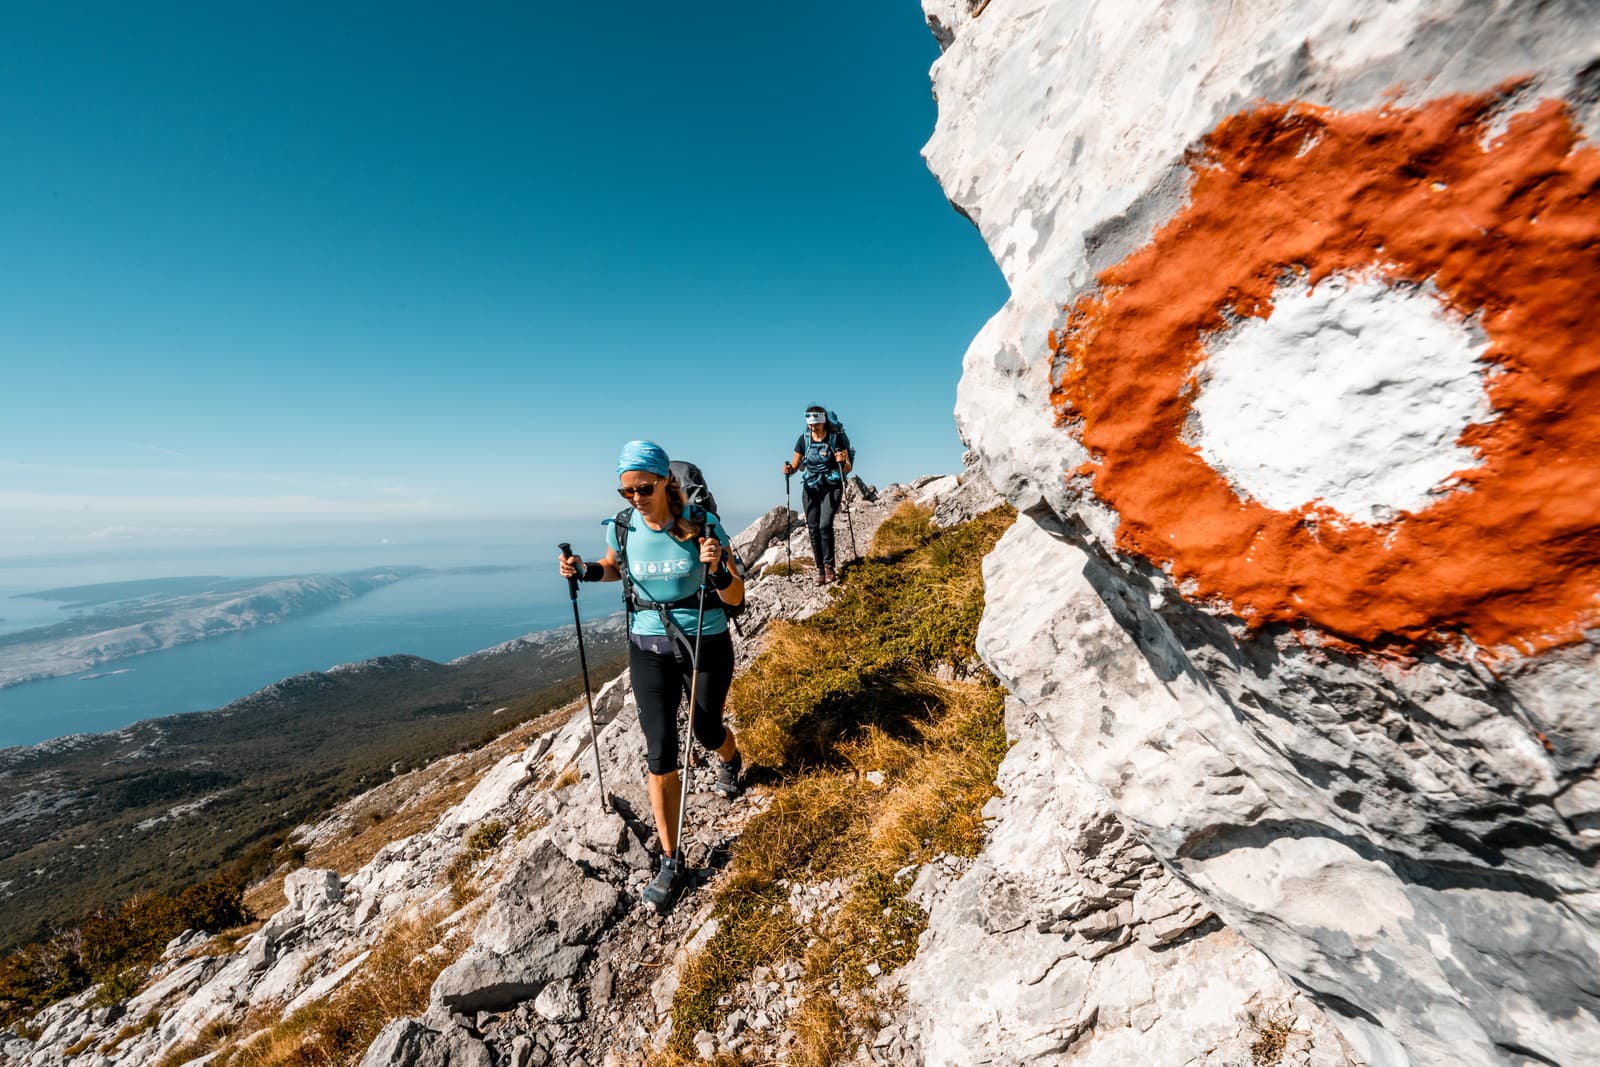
<box><xmin>606</xmin><ymin>510</ymin><xmax>730</xmax><ymax>637</ymax></box>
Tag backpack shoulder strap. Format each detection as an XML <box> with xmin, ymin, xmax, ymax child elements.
<box><xmin>613</xmin><ymin>506</ymin><xmax>633</xmax><ymax>550</ymax></box>
<box><xmin>613</xmin><ymin>507</ymin><xmax>636</xmax><ymax>615</ymax></box>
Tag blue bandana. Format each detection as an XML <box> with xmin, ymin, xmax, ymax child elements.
<box><xmin>616</xmin><ymin>440</ymin><xmax>671</xmax><ymax>478</ymax></box>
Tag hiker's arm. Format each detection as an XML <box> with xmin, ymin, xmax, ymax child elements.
<box><xmin>700</xmin><ymin>536</ymin><xmax>744</xmax><ymax>606</ymax></box>
<box><xmin>834</xmin><ymin>437</ymin><xmax>852</xmax><ymax>475</ymax></box>
<box><xmin>783</xmin><ymin>450</ymin><xmax>802</xmax><ymax>475</ymax></box>
<box><xmin>558</xmin><ymin>546</ymin><xmax>622</xmax><ymax>582</ymax></box>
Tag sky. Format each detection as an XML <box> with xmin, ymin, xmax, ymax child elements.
<box><xmin>0</xmin><ymin>2</ymin><xmax>1008</xmax><ymax>556</ymax></box>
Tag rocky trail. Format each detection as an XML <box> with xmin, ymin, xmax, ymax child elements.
<box><xmin>1</xmin><ymin>478</ymin><xmax>933</xmax><ymax>1066</ymax></box>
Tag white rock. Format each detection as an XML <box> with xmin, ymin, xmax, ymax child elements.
<box><xmin>442</xmin><ymin>750</ymin><xmax>536</xmax><ymax>831</ymax></box>
<box><xmin>927</xmin><ymin>0</ymin><xmax>1600</xmax><ymax>1063</ymax></box>
<box><xmin>283</xmin><ymin>867</ymin><xmax>342</xmax><ymax>915</ymax></box>
<box><xmin>533</xmin><ymin>978</ymin><xmax>583</xmax><ymax>1024</ymax></box>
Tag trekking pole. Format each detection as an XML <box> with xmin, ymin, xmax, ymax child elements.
<box><xmin>673</xmin><ymin>557</ymin><xmax>712</xmax><ymax>861</ymax></box>
<box><xmin>558</xmin><ymin>543</ymin><xmax>608</xmax><ymax>813</ymax></box>
<box><xmin>783</xmin><ymin>471</ymin><xmax>793</xmax><ymax>571</ymax></box>
<box><xmin>841</xmin><ymin>478</ymin><xmax>858</xmax><ymax>565</ymax></box>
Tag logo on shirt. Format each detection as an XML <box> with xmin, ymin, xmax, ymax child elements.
<box><xmin>634</xmin><ymin>559</ymin><xmax>692</xmax><ymax>578</ymax></box>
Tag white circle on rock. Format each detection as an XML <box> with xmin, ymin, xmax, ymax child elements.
<box><xmin>1190</xmin><ymin>273</ymin><xmax>1494</xmax><ymax>524</ymax></box>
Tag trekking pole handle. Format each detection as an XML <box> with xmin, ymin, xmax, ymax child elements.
<box><xmin>558</xmin><ymin>542</ymin><xmax>579</xmax><ymax>600</ymax></box>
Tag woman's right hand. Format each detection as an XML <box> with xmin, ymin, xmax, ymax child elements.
<box><xmin>558</xmin><ymin>552</ymin><xmax>582</xmax><ymax>579</ymax></box>
<box><xmin>782</xmin><ymin>461</ymin><xmax>794</xmax><ymax>475</ymax></box>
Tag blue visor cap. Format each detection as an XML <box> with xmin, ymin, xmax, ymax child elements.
<box><xmin>617</xmin><ymin>440</ymin><xmax>671</xmax><ymax>478</ymax></box>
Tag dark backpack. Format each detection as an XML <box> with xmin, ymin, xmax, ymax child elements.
<box><xmin>669</xmin><ymin>459</ymin><xmax>719</xmax><ymax>519</ymax></box>
<box><xmin>826</xmin><ymin>411</ymin><xmax>855</xmax><ymax>474</ymax></box>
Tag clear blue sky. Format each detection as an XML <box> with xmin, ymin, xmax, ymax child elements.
<box><xmin>0</xmin><ymin>2</ymin><xmax>1006</xmax><ymax>554</ymax></box>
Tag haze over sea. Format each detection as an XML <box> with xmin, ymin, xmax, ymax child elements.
<box><xmin>0</xmin><ymin>518</ymin><xmax>678</xmax><ymax>750</ymax></box>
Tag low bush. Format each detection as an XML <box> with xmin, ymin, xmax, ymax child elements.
<box><xmin>761</xmin><ymin>557</ymin><xmax>814</xmax><ymax>578</ymax></box>
<box><xmin>0</xmin><ymin>872</ymin><xmax>247</xmax><ymax>1027</ymax></box>
<box><xmin>464</xmin><ymin>819</ymin><xmax>508</xmax><ymax>857</ymax></box>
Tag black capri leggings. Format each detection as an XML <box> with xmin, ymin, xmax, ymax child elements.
<box><xmin>630</xmin><ymin>630</ymin><xmax>734</xmax><ymax>775</ymax></box>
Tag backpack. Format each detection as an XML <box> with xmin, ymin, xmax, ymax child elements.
<box><xmin>611</xmin><ymin>461</ymin><xmax>745</xmax><ymax>640</ymax></box>
<box><xmin>825</xmin><ymin>411</ymin><xmax>855</xmax><ymax>473</ymax></box>
<box><xmin>802</xmin><ymin>411</ymin><xmax>857</xmax><ymax>490</ymax></box>
<box><xmin>669</xmin><ymin>459</ymin><xmax>719</xmax><ymax>519</ymax></box>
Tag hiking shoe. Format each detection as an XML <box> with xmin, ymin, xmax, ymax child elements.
<box><xmin>712</xmin><ymin>751</ymin><xmax>742</xmax><ymax>798</ymax></box>
<box><xmin>813</xmin><ymin>570</ymin><xmax>826</xmax><ymax>586</ymax></box>
<box><xmin>642</xmin><ymin>852</ymin><xmax>683</xmax><ymax>908</ymax></box>
<box><xmin>823</xmin><ymin>564</ymin><xmax>837</xmax><ymax>584</ymax></box>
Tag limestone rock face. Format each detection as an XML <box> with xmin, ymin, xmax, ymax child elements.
<box><xmin>431</xmin><ymin>841</ymin><xmax>621</xmax><ymax>1015</ymax></box>
<box><xmin>899</xmin><ymin>694</ymin><xmax>1356</xmax><ymax>1065</ymax></box>
<box><xmin>359</xmin><ymin>1019</ymin><xmax>492</xmax><ymax>1067</ymax></box>
<box><xmin>923</xmin><ymin>1</ymin><xmax>1600</xmax><ymax>1064</ymax></box>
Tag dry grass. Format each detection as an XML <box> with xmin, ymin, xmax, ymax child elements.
<box><xmin>790</xmin><ymin>994</ymin><xmax>847</xmax><ymax>1067</ymax></box>
<box><xmin>729</xmin><ymin>505</ymin><xmax>1008</xmax><ymax>774</ymax></box>
<box><xmin>867</xmin><ymin>502</ymin><xmax>935</xmax><ymax>561</ymax></box>
<box><xmin>646</xmin><ymin>1050</ymin><xmax>752</xmax><ymax>1067</ymax></box>
<box><xmin>444</xmin><ymin>818</ymin><xmax>510</xmax><ymax>910</ymax></box>
<box><xmin>187</xmin><ymin>910</ymin><xmax>469</xmax><ymax>1067</ymax></box>
<box><xmin>100</xmin><ymin>1011</ymin><xmax>159</xmax><ymax>1056</ymax></box>
<box><xmin>666</xmin><ymin>506</ymin><xmax>1015</xmax><ymax>1062</ymax></box>
<box><xmin>151</xmin><ymin>1016</ymin><xmax>241</xmax><ymax>1067</ymax></box>
<box><xmin>464</xmin><ymin>819</ymin><xmax>508</xmax><ymax>856</ymax></box>
<box><xmin>761</xmin><ymin>557</ymin><xmax>814</xmax><ymax>578</ymax></box>
<box><xmin>1249</xmin><ymin>1008</ymin><xmax>1304</xmax><ymax>1066</ymax></box>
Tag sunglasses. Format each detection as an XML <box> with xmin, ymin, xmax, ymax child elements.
<box><xmin>804</xmin><ymin>412</ymin><xmax>826</xmax><ymax>424</ymax></box>
<box><xmin>617</xmin><ymin>482</ymin><xmax>660</xmax><ymax>499</ymax></box>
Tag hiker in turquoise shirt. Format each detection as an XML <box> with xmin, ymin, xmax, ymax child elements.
<box><xmin>783</xmin><ymin>404</ymin><xmax>853</xmax><ymax>585</ymax></box>
<box><xmin>604</xmin><ymin>510</ymin><xmax>730</xmax><ymax>639</ymax></box>
<box><xmin>558</xmin><ymin>440</ymin><xmax>744</xmax><ymax>907</ymax></box>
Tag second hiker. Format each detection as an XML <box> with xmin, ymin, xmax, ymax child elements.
<box><xmin>558</xmin><ymin>441</ymin><xmax>744</xmax><ymax>908</ymax></box>
<box><xmin>783</xmin><ymin>404</ymin><xmax>854</xmax><ymax>585</ymax></box>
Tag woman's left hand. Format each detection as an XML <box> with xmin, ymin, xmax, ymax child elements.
<box><xmin>699</xmin><ymin>537</ymin><xmax>723</xmax><ymax>568</ymax></box>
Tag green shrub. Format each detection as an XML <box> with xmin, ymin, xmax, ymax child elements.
<box><xmin>762</xmin><ymin>557</ymin><xmax>814</xmax><ymax>577</ymax></box>
<box><xmin>465</xmin><ymin>820</ymin><xmax>508</xmax><ymax>857</ymax></box>
<box><xmin>0</xmin><ymin>873</ymin><xmax>246</xmax><ymax>1027</ymax></box>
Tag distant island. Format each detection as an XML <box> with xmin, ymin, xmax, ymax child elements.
<box><xmin>0</xmin><ymin>568</ymin><xmax>425</xmax><ymax>689</ymax></box>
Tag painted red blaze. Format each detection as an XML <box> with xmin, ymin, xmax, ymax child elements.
<box><xmin>1050</xmin><ymin>89</ymin><xmax>1600</xmax><ymax>657</ymax></box>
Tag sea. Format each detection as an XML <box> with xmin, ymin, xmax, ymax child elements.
<box><xmin>0</xmin><ymin>520</ymin><xmax>654</xmax><ymax>750</ymax></box>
